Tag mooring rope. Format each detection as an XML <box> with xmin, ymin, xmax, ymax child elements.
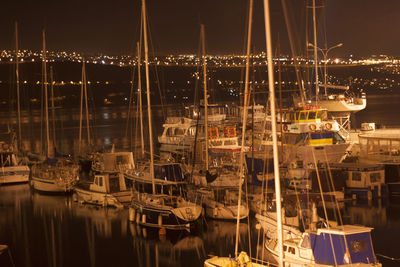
<box><xmin>376</xmin><ymin>253</ymin><xmax>400</xmax><ymax>261</ymax></box>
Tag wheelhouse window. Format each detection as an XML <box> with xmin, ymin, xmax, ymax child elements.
<box><xmin>97</xmin><ymin>176</ymin><xmax>103</xmax><ymax>187</ymax></box>
<box><xmin>352</xmin><ymin>172</ymin><xmax>362</xmax><ymax>181</ymax></box>
<box><xmin>175</xmin><ymin>128</ymin><xmax>185</xmax><ymax>135</ymax></box>
<box><xmin>299</xmin><ymin>112</ymin><xmax>307</xmax><ymax>121</ymax></box>
<box><xmin>308</xmin><ymin>111</ymin><xmax>316</xmax><ymax>120</ymax></box>
<box><xmin>116</xmin><ymin>155</ymin><xmax>128</xmax><ymax>164</ymax></box>
<box><xmin>188</xmin><ymin>127</ymin><xmax>196</xmax><ymax>136</ymax></box>
<box><xmin>370</xmin><ymin>172</ymin><xmax>381</xmax><ymax>183</ymax></box>
<box><xmin>350</xmin><ymin>240</ymin><xmax>367</xmax><ymax>253</ymax></box>
<box><xmin>166</xmin><ymin>128</ymin><xmax>174</xmax><ymax>136</ymax></box>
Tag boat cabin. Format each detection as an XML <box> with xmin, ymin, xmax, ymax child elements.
<box><xmin>282</xmin><ymin>131</ymin><xmax>346</xmax><ymax>146</ymax></box>
<box><xmin>359</xmin><ymin>133</ymin><xmax>400</xmax><ymax>163</ymax></box>
<box><xmin>92</xmin><ymin>152</ymin><xmax>135</xmax><ymax>173</ymax></box>
<box><xmin>302</xmin><ymin>225</ymin><xmax>379</xmax><ymax>265</ymax></box>
<box><xmin>285</xmin><ymin>107</ymin><xmax>328</xmax><ymax>124</ymax></box>
<box><xmin>336</xmin><ymin>163</ymin><xmax>387</xmax><ymax>198</ymax></box>
<box><xmin>185</xmin><ymin>104</ymin><xmax>227</xmax><ymax>122</ymax></box>
<box><xmin>283</xmin><ymin>106</ymin><xmax>339</xmax><ymax>134</ymax></box>
<box><xmin>159</xmin><ymin>117</ymin><xmax>201</xmax><ymax>140</ymax></box>
<box><xmin>89</xmin><ymin>172</ymin><xmax>127</xmax><ymax>193</ymax></box>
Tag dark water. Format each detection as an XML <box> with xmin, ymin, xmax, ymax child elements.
<box><xmin>0</xmin><ymin>93</ymin><xmax>400</xmax><ymax>266</ymax></box>
<box><xmin>0</xmin><ymin>184</ymin><xmax>253</xmax><ymax>267</ymax></box>
<box><xmin>1</xmin><ymin>184</ymin><xmax>400</xmax><ymax>266</ymax></box>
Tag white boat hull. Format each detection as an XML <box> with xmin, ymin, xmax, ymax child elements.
<box><xmin>74</xmin><ymin>187</ymin><xmax>131</xmax><ymax>208</ymax></box>
<box><xmin>0</xmin><ymin>166</ymin><xmax>30</xmax><ymax>184</ymax></box>
<box><xmin>316</xmin><ymin>98</ymin><xmax>366</xmax><ymax>113</ymax></box>
<box><xmin>205</xmin><ymin>204</ymin><xmax>248</xmax><ymax>220</ymax></box>
<box><xmin>255</xmin><ymin>213</ymin><xmax>301</xmax><ymax>240</ymax></box>
<box><xmin>31</xmin><ymin>176</ymin><xmax>73</xmax><ymax>193</ymax></box>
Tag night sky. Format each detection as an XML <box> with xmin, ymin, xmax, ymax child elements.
<box><xmin>1</xmin><ymin>0</ymin><xmax>400</xmax><ymax>57</ymax></box>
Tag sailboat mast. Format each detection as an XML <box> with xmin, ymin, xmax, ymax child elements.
<box><xmin>83</xmin><ymin>61</ymin><xmax>90</xmax><ymax>147</ymax></box>
<box><xmin>15</xmin><ymin>22</ymin><xmax>22</xmax><ymax>151</ymax></box>
<box><xmin>142</xmin><ymin>0</ymin><xmax>155</xmax><ymax>194</ymax></box>
<box><xmin>312</xmin><ymin>0</ymin><xmax>320</xmax><ymax>103</ymax></box>
<box><xmin>200</xmin><ymin>25</ymin><xmax>208</xmax><ymax>170</ymax></box>
<box><xmin>235</xmin><ymin>0</ymin><xmax>253</xmax><ymax>258</ymax></box>
<box><xmin>137</xmin><ymin>42</ymin><xmax>145</xmax><ymax>157</ymax></box>
<box><xmin>79</xmin><ymin>59</ymin><xmax>84</xmax><ymax>155</ymax></box>
<box><xmin>42</xmin><ymin>29</ymin><xmax>51</xmax><ymax>158</ymax></box>
<box><xmin>50</xmin><ymin>66</ymin><xmax>56</xmax><ymax>150</ymax></box>
<box><xmin>263</xmin><ymin>0</ymin><xmax>284</xmax><ymax>266</ymax></box>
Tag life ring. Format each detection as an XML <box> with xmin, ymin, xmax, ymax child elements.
<box><xmin>325</xmin><ymin>122</ymin><xmax>332</xmax><ymax>130</ymax></box>
<box><xmin>224</xmin><ymin>126</ymin><xmax>236</xmax><ymax>137</ymax></box>
<box><xmin>309</xmin><ymin>124</ymin><xmax>317</xmax><ymax>131</ymax></box>
<box><xmin>283</xmin><ymin>124</ymin><xmax>288</xmax><ymax>132</ymax></box>
<box><xmin>208</xmin><ymin>128</ymin><xmax>218</xmax><ymax>139</ymax></box>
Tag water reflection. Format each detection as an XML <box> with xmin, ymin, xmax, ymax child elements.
<box><xmin>130</xmin><ymin>224</ymin><xmax>205</xmax><ymax>267</ymax></box>
<box><xmin>4</xmin><ymin>106</ymin><xmax>162</xmax><ymax>155</ymax></box>
<box><xmin>344</xmin><ymin>199</ymin><xmax>388</xmax><ymax>227</ymax></box>
<box><xmin>1</xmin><ymin>182</ymin><xmax>400</xmax><ymax>266</ymax></box>
<box><xmin>73</xmin><ymin>204</ymin><xmax>128</xmax><ymax>238</ymax></box>
<box><xmin>202</xmin><ymin>220</ymin><xmax>248</xmax><ymax>258</ymax></box>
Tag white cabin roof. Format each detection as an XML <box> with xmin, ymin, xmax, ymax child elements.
<box><xmin>315</xmin><ymin>225</ymin><xmax>373</xmax><ymax>235</ymax></box>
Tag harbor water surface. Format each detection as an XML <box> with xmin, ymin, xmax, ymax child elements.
<box><xmin>1</xmin><ymin>93</ymin><xmax>400</xmax><ymax>266</ymax></box>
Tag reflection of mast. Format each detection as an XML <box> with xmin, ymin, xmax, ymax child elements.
<box><xmin>85</xmin><ymin>218</ymin><xmax>96</xmax><ymax>267</ymax></box>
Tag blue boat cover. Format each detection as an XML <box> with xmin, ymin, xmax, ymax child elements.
<box><xmin>310</xmin><ymin>231</ymin><xmax>376</xmax><ymax>265</ymax></box>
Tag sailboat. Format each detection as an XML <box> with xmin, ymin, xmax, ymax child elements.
<box><xmin>0</xmin><ymin>22</ymin><xmax>30</xmax><ymax>185</ymax></box>
<box><xmin>186</xmin><ymin>24</ymin><xmax>249</xmax><ymax>221</ymax></box>
<box><xmin>0</xmin><ymin>132</ymin><xmax>30</xmax><ymax>185</ymax></box>
<box><xmin>205</xmin><ymin>0</ymin><xmax>282</xmax><ymax>265</ymax></box>
<box><xmin>127</xmin><ymin>0</ymin><xmax>202</xmax><ymax>230</ymax></box>
<box><xmin>31</xmin><ymin>29</ymin><xmax>79</xmax><ymax>193</ymax></box>
<box><xmin>252</xmin><ymin>2</ymin><xmax>381</xmax><ymax>265</ymax></box>
<box><xmin>293</xmin><ymin>0</ymin><xmax>366</xmax><ymax>138</ymax></box>
<box><xmin>265</xmin><ymin>223</ymin><xmax>381</xmax><ymax>266</ymax></box>
<box><xmin>73</xmin><ymin>60</ymin><xmax>134</xmax><ymax>207</ymax></box>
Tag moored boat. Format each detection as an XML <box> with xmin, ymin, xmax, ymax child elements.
<box><xmin>31</xmin><ymin>159</ymin><xmax>79</xmax><ymax>193</ymax></box>
<box><xmin>129</xmin><ymin>192</ymin><xmax>202</xmax><ymax>230</ymax></box>
<box><xmin>74</xmin><ymin>171</ymin><xmax>130</xmax><ymax>208</ymax></box>
<box><xmin>0</xmin><ymin>142</ymin><xmax>30</xmax><ymax>185</ymax></box>
<box><xmin>191</xmin><ymin>187</ymin><xmax>249</xmax><ymax>221</ymax></box>
<box><xmin>265</xmin><ymin>225</ymin><xmax>382</xmax><ymax>267</ymax></box>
